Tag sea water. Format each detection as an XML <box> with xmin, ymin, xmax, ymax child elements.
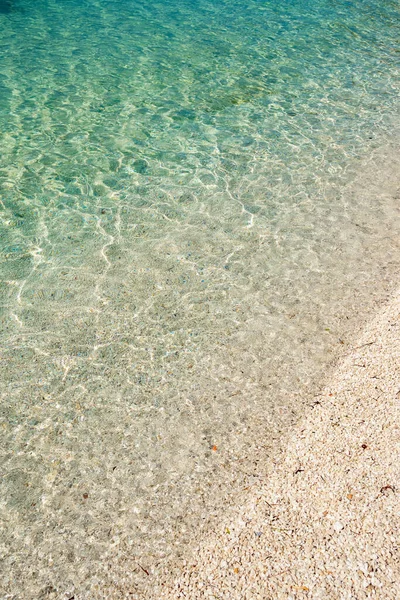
<box><xmin>0</xmin><ymin>0</ymin><xmax>399</xmax><ymax>596</ymax></box>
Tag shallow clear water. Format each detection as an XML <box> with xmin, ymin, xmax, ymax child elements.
<box><xmin>0</xmin><ymin>0</ymin><xmax>399</xmax><ymax>596</ymax></box>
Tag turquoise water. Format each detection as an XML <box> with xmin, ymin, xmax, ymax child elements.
<box><xmin>0</xmin><ymin>0</ymin><xmax>399</xmax><ymax>596</ymax></box>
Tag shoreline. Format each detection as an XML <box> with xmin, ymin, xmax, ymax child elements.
<box><xmin>83</xmin><ymin>139</ymin><xmax>400</xmax><ymax>600</ymax></box>
<box><xmin>1</xmin><ymin>1</ymin><xmax>400</xmax><ymax>596</ymax></box>
<box><xmin>92</xmin><ymin>138</ymin><xmax>400</xmax><ymax>600</ymax></box>
<box><xmin>2</xmin><ymin>139</ymin><xmax>400</xmax><ymax>600</ymax></box>
<box><xmin>148</xmin><ymin>287</ymin><xmax>400</xmax><ymax>599</ymax></box>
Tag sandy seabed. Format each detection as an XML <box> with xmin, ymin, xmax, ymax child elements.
<box><xmin>2</xmin><ymin>144</ymin><xmax>399</xmax><ymax>600</ymax></box>
<box><xmin>137</xmin><ymin>288</ymin><xmax>400</xmax><ymax>599</ymax></box>
<box><xmin>77</xmin><ymin>138</ymin><xmax>400</xmax><ymax>600</ymax></box>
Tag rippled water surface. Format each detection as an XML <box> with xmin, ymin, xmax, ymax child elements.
<box><xmin>1</xmin><ymin>0</ymin><xmax>399</xmax><ymax>597</ymax></box>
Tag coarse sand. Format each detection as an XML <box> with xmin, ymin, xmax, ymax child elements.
<box><xmin>148</xmin><ymin>288</ymin><xmax>400</xmax><ymax>599</ymax></box>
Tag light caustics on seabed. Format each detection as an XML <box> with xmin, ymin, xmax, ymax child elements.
<box><xmin>0</xmin><ymin>0</ymin><xmax>399</xmax><ymax>596</ymax></box>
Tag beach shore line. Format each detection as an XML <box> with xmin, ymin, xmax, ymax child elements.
<box><xmin>146</xmin><ymin>287</ymin><xmax>400</xmax><ymax>599</ymax></box>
